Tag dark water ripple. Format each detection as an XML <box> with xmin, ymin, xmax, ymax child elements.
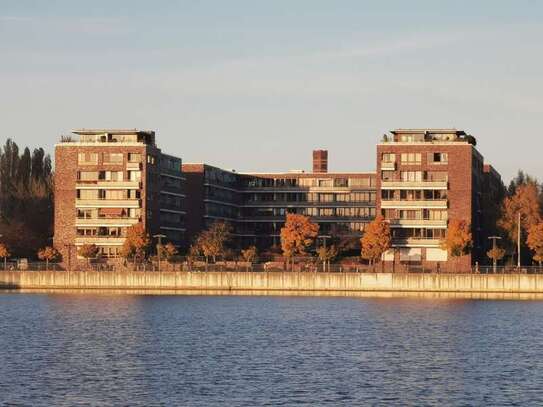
<box><xmin>1</xmin><ymin>294</ymin><xmax>543</xmax><ymax>406</ymax></box>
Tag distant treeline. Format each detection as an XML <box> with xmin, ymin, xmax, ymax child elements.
<box><xmin>0</xmin><ymin>139</ymin><xmax>53</xmax><ymax>258</ymax></box>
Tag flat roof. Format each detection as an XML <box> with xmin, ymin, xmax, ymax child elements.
<box><xmin>71</xmin><ymin>129</ymin><xmax>155</xmax><ymax>135</ymax></box>
<box><xmin>391</xmin><ymin>128</ymin><xmax>466</xmax><ymax>135</ymax></box>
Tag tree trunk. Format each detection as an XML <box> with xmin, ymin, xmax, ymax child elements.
<box><xmin>46</xmin><ymin>258</ymin><xmax>49</xmax><ymax>271</ymax></box>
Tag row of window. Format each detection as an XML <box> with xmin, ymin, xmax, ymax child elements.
<box><xmin>381</xmin><ymin>171</ymin><xmax>448</xmax><ymax>182</ymax></box>
<box><xmin>77</xmin><ymin>208</ymin><xmax>141</xmax><ymax>219</ymax></box>
<box><xmin>241</xmin><ymin>207</ymin><xmax>376</xmax><ymax>218</ymax></box>
<box><xmin>392</xmin><ymin>228</ymin><xmax>447</xmax><ymax>239</ymax></box>
<box><xmin>381</xmin><ymin>209</ymin><xmax>448</xmax><ymax>220</ymax></box>
<box><xmin>78</xmin><ymin>170</ymin><xmax>142</xmax><ymax>182</ymax></box>
<box><xmin>77</xmin><ymin>152</ymin><xmax>154</xmax><ymax>165</ymax></box>
<box><xmin>243</xmin><ymin>177</ymin><xmax>375</xmax><ymax>188</ymax></box>
<box><xmin>236</xmin><ymin>221</ymin><xmax>370</xmax><ymax>235</ymax></box>
<box><xmin>381</xmin><ymin>152</ymin><xmax>448</xmax><ymax>164</ymax></box>
<box><xmin>77</xmin><ymin>189</ymin><xmax>141</xmax><ymax>200</ymax></box>
<box><xmin>243</xmin><ymin>192</ymin><xmax>376</xmax><ymax>204</ymax></box>
<box><xmin>381</xmin><ymin>190</ymin><xmax>448</xmax><ymax>200</ymax></box>
<box><xmin>76</xmin><ymin>227</ymin><xmax>126</xmax><ymax>237</ymax></box>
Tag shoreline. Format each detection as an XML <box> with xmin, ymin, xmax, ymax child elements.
<box><xmin>3</xmin><ymin>270</ymin><xmax>543</xmax><ymax>298</ymax></box>
<box><xmin>3</xmin><ymin>287</ymin><xmax>543</xmax><ymax>300</ymax></box>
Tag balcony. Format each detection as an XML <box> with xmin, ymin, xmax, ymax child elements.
<box><xmin>75</xmin><ymin>199</ymin><xmax>141</xmax><ymax>208</ymax></box>
<box><xmin>76</xmin><ymin>180</ymin><xmax>141</xmax><ymax>189</ymax></box>
<box><xmin>380</xmin><ymin>161</ymin><xmax>396</xmax><ymax>170</ymax></box>
<box><xmin>392</xmin><ymin>238</ymin><xmax>442</xmax><ymax>247</ymax></box>
<box><xmin>381</xmin><ymin>200</ymin><xmax>447</xmax><ymax>209</ymax></box>
<box><xmin>127</xmin><ymin>162</ymin><xmax>142</xmax><ymax>170</ymax></box>
<box><xmin>381</xmin><ymin>180</ymin><xmax>448</xmax><ymax>190</ymax></box>
<box><xmin>75</xmin><ymin>236</ymin><xmax>126</xmax><ymax>245</ymax></box>
<box><xmin>388</xmin><ymin>219</ymin><xmax>448</xmax><ymax>228</ymax></box>
<box><xmin>75</xmin><ymin>217</ymin><xmax>140</xmax><ymax>227</ymax></box>
<box><xmin>241</xmin><ymin>201</ymin><xmax>375</xmax><ymax>207</ymax></box>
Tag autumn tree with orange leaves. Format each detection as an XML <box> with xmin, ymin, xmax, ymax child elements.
<box><xmin>360</xmin><ymin>215</ymin><xmax>391</xmax><ymax>266</ymax></box>
<box><xmin>120</xmin><ymin>223</ymin><xmax>150</xmax><ymax>263</ymax></box>
<box><xmin>527</xmin><ymin>223</ymin><xmax>543</xmax><ymax>267</ymax></box>
<box><xmin>441</xmin><ymin>219</ymin><xmax>472</xmax><ymax>270</ymax></box>
<box><xmin>498</xmin><ymin>183</ymin><xmax>541</xmax><ymax>253</ymax></box>
<box><xmin>280</xmin><ymin>214</ymin><xmax>319</xmax><ymax>270</ymax></box>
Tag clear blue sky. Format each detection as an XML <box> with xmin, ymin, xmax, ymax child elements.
<box><xmin>1</xmin><ymin>0</ymin><xmax>542</xmax><ymax>182</ymax></box>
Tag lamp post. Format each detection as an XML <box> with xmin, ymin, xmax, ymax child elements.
<box><xmin>488</xmin><ymin>236</ymin><xmax>502</xmax><ymax>274</ymax></box>
<box><xmin>318</xmin><ymin>235</ymin><xmax>331</xmax><ymax>272</ymax></box>
<box><xmin>153</xmin><ymin>234</ymin><xmax>167</xmax><ymax>272</ymax></box>
<box><xmin>517</xmin><ymin>212</ymin><xmax>521</xmax><ymax>269</ymax></box>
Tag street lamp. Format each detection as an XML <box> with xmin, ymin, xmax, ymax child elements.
<box><xmin>153</xmin><ymin>234</ymin><xmax>167</xmax><ymax>272</ymax></box>
<box><xmin>488</xmin><ymin>236</ymin><xmax>502</xmax><ymax>274</ymax></box>
<box><xmin>318</xmin><ymin>235</ymin><xmax>331</xmax><ymax>272</ymax></box>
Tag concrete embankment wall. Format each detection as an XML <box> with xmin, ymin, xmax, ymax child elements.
<box><xmin>2</xmin><ymin>271</ymin><xmax>543</xmax><ymax>293</ymax></box>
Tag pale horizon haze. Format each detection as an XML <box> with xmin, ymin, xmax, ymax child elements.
<box><xmin>2</xmin><ymin>0</ymin><xmax>543</xmax><ymax>182</ymax></box>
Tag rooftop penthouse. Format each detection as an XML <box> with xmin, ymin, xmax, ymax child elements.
<box><xmin>381</xmin><ymin>129</ymin><xmax>477</xmax><ymax>145</ymax></box>
<box><xmin>59</xmin><ymin>129</ymin><xmax>156</xmax><ymax>146</ymax></box>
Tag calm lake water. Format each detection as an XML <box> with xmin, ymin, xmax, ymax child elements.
<box><xmin>1</xmin><ymin>293</ymin><xmax>543</xmax><ymax>406</ymax></box>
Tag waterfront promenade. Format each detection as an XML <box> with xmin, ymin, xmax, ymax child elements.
<box><xmin>3</xmin><ymin>271</ymin><xmax>543</xmax><ymax>294</ymax></box>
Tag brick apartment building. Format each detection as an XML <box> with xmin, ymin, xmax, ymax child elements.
<box><xmin>53</xmin><ymin>127</ymin><xmax>502</xmax><ymax>270</ymax></box>
<box><xmin>377</xmin><ymin>129</ymin><xmax>503</xmax><ymax>270</ymax></box>
<box><xmin>183</xmin><ymin>153</ymin><xmax>376</xmax><ymax>250</ymax></box>
<box><xmin>53</xmin><ymin>129</ymin><xmax>185</xmax><ymax>267</ymax></box>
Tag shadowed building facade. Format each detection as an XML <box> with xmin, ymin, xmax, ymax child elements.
<box><xmin>183</xmin><ymin>152</ymin><xmax>376</xmax><ymax>250</ymax></box>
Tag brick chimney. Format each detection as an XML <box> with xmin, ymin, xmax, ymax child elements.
<box><xmin>312</xmin><ymin>149</ymin><xmax>328</xmax><ymax>173</ymax></box>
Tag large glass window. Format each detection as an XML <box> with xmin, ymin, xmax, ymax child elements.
<box><xmin>400</xmin><ymin>153</ymin><xmax>421</xmax><ymax>164</ymax></box>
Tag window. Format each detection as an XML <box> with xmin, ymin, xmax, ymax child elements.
<box><xmin>428</xmin><ymin>152</ymin><xmax>448</xmax><ymax>164</ymax></box>
<box><xmin>318</xmin><ymin>179</ymin><xmax>333</xmax><ymax>187</ymax></box>
<box><xmin>147</xmin><ymin>155</ymin><xmax>156</xmax><ymax>165</ymax></box>
<box><xmin>77</xmin><ymin>171</ymin><xmax>98</xmax><ymax>181</ymax></box>
<box><xmin>400</xmin><ymin>153</ymin><xmax>421</xmax><ymax>164</ymax></box>
<box><xmin>399</xmin><ymin>134</ymin><xmax>424</xmax><ymax>142</ymax></box>
<box><xmin>104</xmin><ymin>153</ymin><xmax>123</xmax><ymax>164</ymax></box>
<box><xmin>427</xmin><ymin>209</ymin><xmax>448</xmax><ymax>220</ymax></box>
<box><xmin>425</xmin><ymin>171</ymin><xmax>448</xmax><ymax>182</ymax></box>
<box><xmin>400</xmin><ymin>171</ymin><xmax>422</xmax><ymax>182</ymax></box>
<box><xmin>77</xmin><ymin>189</ymin><xmax>99</xmax><ymax>200</ymax></box>
<box><xmin>400</xmin><ymin>190</ymin><xmax>422</xmax><ymax>200</ymax></box>
<box><xmin>381</xmin><ymin>190</ymin><xmax>395</xmax><ymax>200</ymax></box>
<box><xmin>382</xmin><ymin>153</ymin><xmax>396</xmax><ymax>162</ymax></box>
<box><xmin>319</xmin><ymin>193</ymin><xmax>334</xmax><ymax>202</ymax></box>
<box><xmin>334</xmin><ymin>178</ymin><xmax>348</xmax><ymax>187</ymax></box>
<box><xmin>78</xmin><ymin>153</ymin><xmax>98</xmax><ymax>165</ymax></box>
<box><xmin>129</xmin><ymin>171</ymin><xmax>141</xmax><ymax>181</ymax></box>
<box><xmin>128</xmin><ymin>153</ymin><xmax>141</xmax><ymax>162</ymax></box>
<box><xmin>381</xmin><ymin>171</ymin><xmax>395</xmax><ymax>181</ymax></box>
<box><xmin>349</xmin><ymin>178</ymin><xmax>371</xmax><ymax>187</ymax></box>
<box><xmin>319</xmin><ymin>208</ymin><xmax>334</xmax><ymax>217</ymax></box>
<box><xmin>77</xmin><ymin>209</ymin><xmax>95</xmax><ymax>219</ymax></box>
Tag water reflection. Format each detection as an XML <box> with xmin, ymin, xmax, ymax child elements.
<box><xmin>1</xmin><ymin>294</ymin><xmax>543</xmax><ymax>405</ymax></box>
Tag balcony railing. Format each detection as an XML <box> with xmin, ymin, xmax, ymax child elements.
<box><xmin>75</xmin><ymin>199</ymin><xmax>141</xmax><ymax>208</ymax></box>
<box><xmin>381</xmin><ymin>200</ymin><xmax>448</xmax><ymax>209</ymax></box>
<box><xmin>381</xmin><ymin>180</ymin><xmax>448</xmax><ymax>189</ymax></box>
<box><xmin>392</xmin><ymin>238</ymin><xmax>442</xmax><ymax>247</ymax></box>
<box><xmin>75</xmin><ymin>237</ymin><xmax>126</xmax><ymax>245</ymax></box>
<box><xmin>75</xmin><ymin>217</ymin><xmax>140</xmax><ymax>227</ymax></box>
<box><xmin>388</xmin><ymin>219</ymin><xmax>447</xmax><ymax>227</ymax></box>
<box><xmin>76</xmin><ymin>180</ymin><xmax>141</xmax><ymax>189</ymax></box>
<box><xmin>380</xmin><ymin>161</ymin><xmax>396</xmax><ymax>170</ymax></box>
<box><xmin>126</xmin><ymin>162</ymin><xmax>142</xmax><ymax>170</ymax></box>
<box><xmin>241</xmin><ymin>201</ymin><xmax>375</xmax><ymax>207</ymax></box>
